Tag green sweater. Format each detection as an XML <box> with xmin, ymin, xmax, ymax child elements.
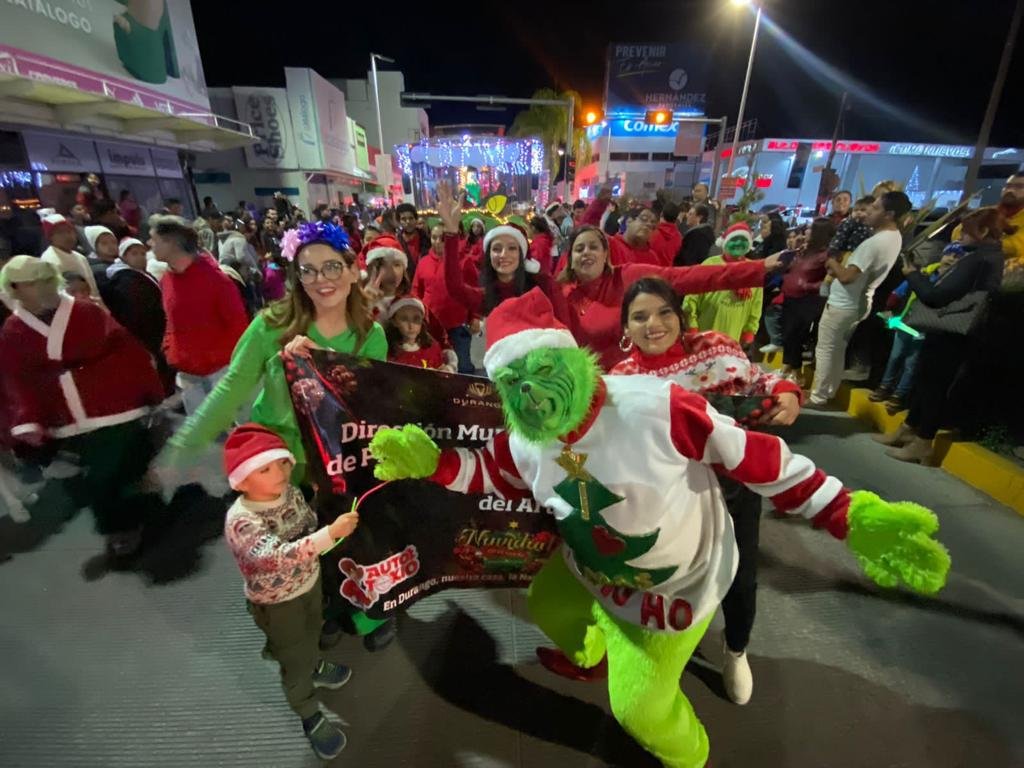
<box><xmin>170</xmin><ymin>313</ymin><xmax>387</xmax><ymax>475</ymax></box>
<box><xmin>682</xmin><ymin>256</ymin><xmax>763</xmax><ymax>344</ymax></box>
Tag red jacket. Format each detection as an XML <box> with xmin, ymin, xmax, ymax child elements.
<box><xmin>782</xmin><ymin>247</ymin><xmax>829</xmax><ymax>299</ymax></box>
<box><xmin>0</xmin><ymin>295</ymin><xmax>164</xmax><ymax>440</ymax></box>
<box><xmin>388</xmin><ymin>340</ymin><xmax>446</xmax><ymax>370</ymax></box>
<box><xmin>649</xmin><ymin>221</ymin><xmax>682</xmax><ymax>267</ymax></box>
<box><xmin>529</xmin><ymin>232</ymin><xmax>555</xmax><ymax>275</ymax></box>
<box><xmin>412</xmin><ymin>249</ymin><xmax>478</xmax><ymax>328</ymax></box>
<box><xmin>161</xmin><ymin>253</ymin><xmax>249</xmax><ymax>375</ymax></box>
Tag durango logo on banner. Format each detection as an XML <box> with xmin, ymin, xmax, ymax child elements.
<box><xmin>285</xmin><ymin>353</ymin><xmax>560</xmax><ymax>617</ymax></box>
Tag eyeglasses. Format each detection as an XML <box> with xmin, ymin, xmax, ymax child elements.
<box><xmin>297</xmin><ymin>260</ymin><xmax>348</xmax><ymax>284</ymax></box>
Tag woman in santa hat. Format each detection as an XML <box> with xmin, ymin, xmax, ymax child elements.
<box><xmin>459</xmin><ymin>217</ymin><xmax>486</xmax><ymax>267</ymax></box>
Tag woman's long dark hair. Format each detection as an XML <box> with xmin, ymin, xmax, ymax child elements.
<box><xmin>621</xmin><ymin>277</ymin><xmax>687</xmax><ymax>331</ymax></box>
<box><xmin>806</xmin><ymin>217</ymin><xmax>836</xmax><ymax>252</ymax></box>
<box><xmin>557</xmin><ymin>225</ymin><xmax>612</xmax><ymax>284</ymax></box>
<box><xmin>480</xmin><ymin>237</ymin><xmax>529</xmax><ymax>314</ymax></box>
<box><xmin>466</xmin><ymin>219</ymin><xmax>485</xmax><ymax>245</ymax></box>
<box><xmin>529</xmin><ymin>216</ymin><xmax>552</xmax><ymax>237</ymax></box>
<box><xmin>759</xmin><ymin>213</ymin><xmax>788</xmax><ymax>257</ymax></box>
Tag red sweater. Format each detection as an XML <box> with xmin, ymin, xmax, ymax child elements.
<box><xmin>556</xmin><ymin>233</ymin><xmax>661</xmax><ymax>274</ymax></box>
<box><xmin>1</xmin><ymin>295</ymin><xmax>164</xmax><ymax>439</ymax></box>
<box><xmin>161</xmin><ymin>253</ymin><xmax>249</xmax><ymax>375</ymax></box>
<box><xmin>529</xmin><ymin>232</ymin><xmax>555</xmax><ymax>275</ymax></box>
<box><xmin>649</xmin><ymin>221</ymin><xmax>682</xmax><ymax>267</ymax></box>
<box><xmin>441</xmin><ymin>234</ymin><xmax>554</xmax><ymax>317</ymax></box>
<box><xmin>553</xmin><ymin>260</ymin><xmax>766</xmax><ymax>371</ymax></box>
<box><xmin>412</xmin><ymin>248</ymin><xmax>477</xmax><ymax>328</ymax></box>
<box><xmin>388</xmin><ymin>340</ymin><xmax>446</xmax><ymax>370</ymax></box>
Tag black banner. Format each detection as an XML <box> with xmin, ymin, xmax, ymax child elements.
<box><xmin>284</xmin><ymin>352</ymin><xmax>560</xmax><ymax>619</ymax></box>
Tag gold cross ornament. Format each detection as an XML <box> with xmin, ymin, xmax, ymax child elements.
<box><xmin>557</xmin><ymin>444</ymin><xmax>594</xmax><ymax>521</ymax></box>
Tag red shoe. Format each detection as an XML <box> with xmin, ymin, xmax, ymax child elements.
<box><xmin>536</xmin><ymin>647</ymin><xmax>608</xmax><ymax>681</ymax></box>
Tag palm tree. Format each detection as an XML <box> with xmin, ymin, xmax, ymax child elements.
<box><xmin>509</xmin><ymin>88</ymin><xmax>592</xmax><ymax>178</ymax></box>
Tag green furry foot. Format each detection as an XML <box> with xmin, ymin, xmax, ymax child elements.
<box><xmin>846</xmin><ymin>491</ymin><xmax>951</xmax><ymax>595</ymax></box>
<box><xmin>368</xmin><ymin>425</ymin><xmax>440</xmax><ymax>481</ymax></box>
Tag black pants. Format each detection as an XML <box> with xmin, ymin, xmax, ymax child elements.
<box><xmin>905</xmin><ymin>333</ymin><xmax>968</xmax><ymax>440</ymax></box>
<box><xmin>720</xmin><ymin>478</ymin><xmax>761</xmax><ymax>653</ymax></box>
<box><xmin>781</xmin><ymin>295</ymin><xmax>825</xmax><ymax>370</ymax></box>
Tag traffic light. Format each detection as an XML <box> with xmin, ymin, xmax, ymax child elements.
<box><xmin>645</xmin><ymin>109</ymin><xmax>672</xmax><ymax>125</ymax></box>
<box><xmin>583</xmin><ymin>109</ymin><xmax>603</xmax><ymax>126</ymax></box>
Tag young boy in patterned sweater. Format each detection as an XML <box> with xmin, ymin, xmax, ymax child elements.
<box><xmin>223</xmin><ymin>423</ymin><xmax>359</xmax><ymax>761</ymax></box>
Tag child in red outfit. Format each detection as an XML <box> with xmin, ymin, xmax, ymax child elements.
<box><xmin>385</xmin><ymin>297</ymin><xmax>457</xmax><ymax>372</ymax></box>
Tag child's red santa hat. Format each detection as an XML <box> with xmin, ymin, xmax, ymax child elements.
<box><xmin>224</xmin><ymin>423</ymin><xmax>295</xmax><ymax>490</ymax></box>
<box><xmin>364</xmin><ymin>235</ymin><xmax>407</xmax><ymax>268</ymax></box>
<box><xmin>39</xmin><ymin>213</ymin><xmax>75</xmax><ymax>242</ymax></box>
<box><xmin>722</xmin><ymin>221</ymin><xmax>754</xmax><ymax>252</ymax></box>
<box><xmin>482</xmin><ymin>287</ymin><xmax>576</xmax><ymax>378</ymax></box>
<box><xmin>386</xmin><ymin>296</ymin><xmax>425</xmax><ymax>320</ymax></box>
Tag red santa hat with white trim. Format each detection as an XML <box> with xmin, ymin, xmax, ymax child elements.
<box><xmin>482</xmin><ymin>287</ymin><xmax>577</xmax><ymax>378</ymax></box>
<box><xmin>386</xmin><ymin>296</ymin><xmax>426</xmax><ymax>320</ymax></box>
<box><xmin>223</xmin><ymin>423</ymin><xmax>295</xmax><ymax>490</ymax></box>
<box><xmin>39</xmin><ymin>213</ymin><xmax>75</xmax><ymax>241</ymax></box>
<box><xmin>483</xmin><ymin>224</ymin><xmax>541</xmax><ymax>274</ymax></box>
<box><xmin>364</xmin><ymin>235</ymin><xmax>407</xmax><ymax>268</ymax></box>
<box><xmin>722</xmin><ymin>221</ymin><xmax>754</xmax><ymax>253</ymax></box>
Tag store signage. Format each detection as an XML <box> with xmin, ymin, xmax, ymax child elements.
<box><xmin>606</xmin><ymin>42</ymin><xmax>708</xmax><ymax>114</ymax></box>
<box><xmin>23</xmin><ymin>132</ymin><xmax>101</xmax><ymax>172</ymax></box>
<box><xmin>95</xmin><ymin>140</ymin><xmax>154</xmax><ymax>177</ymax></box>
<box><xmin>285</xmin><ymin>68</ymin><xmax>354</xmax><ymax>174</ymax></box>
<box><xmin>613</xmin><ymin>119</ymin><xmax>680</xmax><ymax>137</ymax></box>
<box><xmin>233</xmin><ymin>87</ymin><xmax>299</xmax><ymax>170</ymax></box>
<box><xmin>150</xmin><ymin>147</ymin><xmax>183</xmax><ymax>179</ymax></box>
<box><xmin>354</xmin><ymin>124</ymin><xmax>370</xmax><ymax>172</ymax></box>
<box><xmin>765</xmin><ymin>140</ymin><xmax>799</xmax><ymax>151</ymax></box>
<box><xmin>285</xmin><ymin>68</ymin><xmax>323</xmax><ymax>170</ymax></box>
<box><xmin>888</xmin><ymin>144</ymin><xmax>972</xmax><ymax>158</ymax></box>
<box><xmin>811</xmin><ymin>141</ymin><xmax>880</xmax><ymax>153</ymax></box>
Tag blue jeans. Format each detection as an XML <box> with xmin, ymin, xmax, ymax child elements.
<box><xmin>764</xmin><ymin>304</ymin><xmax>784</xmax><ymax>346</ymax></box>
<box><xmin>447</xmin><ymin>325</ymin><xmax>475</xmax><ymax>374</ymax></box>
<box><xmin>880</xmin><ymin>332</ymin><xmax>924</xmax><ymax>397</ymax></box>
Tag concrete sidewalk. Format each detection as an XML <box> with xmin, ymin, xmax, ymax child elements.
<box><xmin>0</xmin><ymin>411</ymin><xmax>1021</xmax><ymax>767</ymax></box>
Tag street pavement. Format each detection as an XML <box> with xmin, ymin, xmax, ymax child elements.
<box><xmin>1</xmin><ymin>409</ymin><xmax>1021</xmax><ymax>768</ymax></box>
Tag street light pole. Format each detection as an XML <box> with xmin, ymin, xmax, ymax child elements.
<box><xmin>369</xmin><ymin>53</ymin><xmax>394</xmax><ymax>157</ymax></box>
<box><xmin>727</xmin><ymin>1</ymin><xmax>762</xmax><ymax>177</ymax></box>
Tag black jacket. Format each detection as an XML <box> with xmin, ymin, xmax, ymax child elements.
<box><xmin>906</xmin><ymin>241</ymin><xmax>1003</xmax><ymax>309</ymax></box>
<box><xmin>675</xmin><ymin>224</ymin><xmax>715</xmax><ymax>266</ymax></box>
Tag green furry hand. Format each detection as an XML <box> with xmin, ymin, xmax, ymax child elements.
<box><xmin>368</xmin><ymin>425</ymin><xmax>440</xmax><ymax>481</ymax></box>
<box><xmin>846</xmin><ymin>491</ymin><xmax>951</xmax><ymax>595</ymax></box>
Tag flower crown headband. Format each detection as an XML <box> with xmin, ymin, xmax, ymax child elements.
<box><xmin>280</xmin><ymin>221</ymin><xmax>351</xmax><ymax>261</ymax></box>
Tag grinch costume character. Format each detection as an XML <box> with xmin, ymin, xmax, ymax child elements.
<box><xmin>368</xmin><ymin>289</ymin><xmax>950</xmax><ymax>768</ymax></box>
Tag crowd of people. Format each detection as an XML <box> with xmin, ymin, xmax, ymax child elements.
<box><xmin>0</xmin><ymin>170</ymin><xmax>1020</xmax><ymax>761</ymax></box>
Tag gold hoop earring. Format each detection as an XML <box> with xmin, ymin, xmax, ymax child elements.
<box><xmin>619</xmin><ymin>334</ymin><xmax>634</xmax><ymax>352</ymax></box>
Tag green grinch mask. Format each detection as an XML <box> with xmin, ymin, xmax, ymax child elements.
<box><xmin>724</xmin><ymin>234</ymin><xmax>752</xmax><ymax>258</ymax></box>
<box><xmin>492</xmin><ymin>347</ymin><xmax>600</xmax><ymax>444</ymax></box>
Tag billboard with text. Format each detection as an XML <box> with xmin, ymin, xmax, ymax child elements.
<box><xmin>605</xmin><ymin>42</ymin><xmax>708</xmax><ymax>116</ymax></box>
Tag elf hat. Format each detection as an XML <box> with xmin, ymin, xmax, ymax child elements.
<box><xmin>483</xmin><ymin>224</ymin><xmax>540</xmax><ymax>275</ymax></box>
<box><xmin>40</xmin><ymin>213</ymin><xmax>75</xmax><ymax>241</ymax></box>
<box><xmin>482</xmin><ymin>287</ymin><xmax>577</xmax><ymax>378</ymax></box>
<box><xmin>386</xmin><ymin>296</ymin><xmax>425</xmax><ymax>321</ymax></box>
<box><xmin>722</xmin><ymin>222</ymin><xmax>754</xmax><ymax>252</ymax></box>
<box><xmin>364</xmin><ymin>235</ymin><xmax>407</xmax><ymax>268</ymax></box>
<box><xmin>118</xmin><ymin>237</ymin><xmax>146</xmax><ymax>259</ymax></box>
<box><xmin>224</xmin><ymin>423</ymin><xmax>295</xmax><ymax>490</ymax></box>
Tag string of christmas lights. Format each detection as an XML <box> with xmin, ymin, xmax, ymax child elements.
<box><xmin>395</xmin><ymin>137</ymin><xmax>545</xmax><ymax>177</ymax></box>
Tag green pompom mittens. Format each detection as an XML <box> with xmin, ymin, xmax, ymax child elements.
<box><xmin>369</xmin><ymin>425</ymin><xmax>440</xmax><ymax>481</ymax></box>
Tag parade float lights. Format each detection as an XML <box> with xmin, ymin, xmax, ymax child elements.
<box><xmin>394</xmin><ymin>136</ymin><xmax>546</xmax><ymax>177</ymax></box>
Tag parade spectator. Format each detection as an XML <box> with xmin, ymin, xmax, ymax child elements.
<box><xmin>411</xmin><ymin>224</ymin><xmax>476</xmax><ymax>373</ymax></box>
<box><xmin>40</xmin><ymin>213</ymin><xmax>102</xmax><ymax>301</ymax></box>
<box><xmin>200</xmin><ymin>196</ymin><xmax>220</xmax><ymax>219</ymax></box>
<box><xmin>341</xmin><ymin>214</ymin><xmax>362</xmax><ymax>255</ymax></box>
<box><xmin>262</xmin><ymin>252</ymin><xmax>288</xmax><ymax>304</ymax></box>
<box><xmin>363</xmin><ymin>234</ymin><xmax>413</xmax><ymax>320</ymax></box>
<box><xmin>555</xmin><ymin>225</ymin><xmax>776</xmax><ymax>370</ymax></box>
<box><xmin>527</xmin><ymin>215</ymin><xmax>555</xmax><ymax>274</ymax></box>
<box><xmin>611</xmin><ymin>276</ymin><xmax>803</xmax><ymax>705</ymax></box>
<box><xmin>880</xmin><ymin>208</ymin><xmax>1008</xmax><ymax>464</ymax></box>
<box><xmin>161</xmin><ymin>197</ymin><xmax>184</xmax><ymax>217</ymax></box>
<box><xmin>69</xmin><ymin>203</ymin><xmax>93</xmax><ymax>254</ymax></box>
<box><xmin>543</xmin><ymin>203</ymin><xmax>568</xmax><ymax>252</ymax></box>
<box><xmin>84</xmin><ymin>225</ymin><xmax>119</xmax><ymax>292</ymax></box>
<box><xmin>384</xmin><ymin>297</ymin><xmax>456</xmax><ymax>372</ymax></box>
<box><xmin>606</xmin><ymin>208</ymin><xmax>661</xmax><ymax>266</ymax></box>
<box><xmin>570</xmin><ymin>199</ymin><xmax>587</xmax><ymax>229</ymax></box>
<box><xmin>755</xmin><ymin>213</ymin><xmax>788</xmax><ymax>259</ymax></box>
<box><xmin>779</xmin><ymin>217</ymin><xmax>835</xmax><ymax>379</ymax></box>
<box><xmin>691</xmin><ymin>182</ymin><xmax>720</xmax><ymax>230</ymax></box>
<box><xmin>91</xmin><ymin>198</ymin><xmax>132</xmax><ymax>240</ymax></box>
<box><xmin>808</xmin><ymin>191</ymin><xmax>910</xmax><ymax>406</ymax></box>
<box><xmin>0</xmin><ymin>256</ymin><xmax>164</xmax><ymax>559</ymax></box>
<box><xmin>117</xmin><ymin>189</ymin><xmax>142</xmax><ymax>233</ymax></box>
<box><xmin>676</xmin><ymin>203</ymin><xmax>715</xmax><ymax>266</ymax></box>
<box><xmin>152</xmin><ymin>219</ymin><xmax>249</xmax><ymax>415</ymax></box>
<box><xmin>193</xmin><ymin>215</ymin><xmax>218</xmax><ymax>257</ymax></box>
<box><xmin>222</xmin><ymin>423</ymin><xmax>357</xmax><ymax>761</ymax></box>
<box><xmin>396</xmin><ymin>203</ymin><xmax>430</xmax><ymax>272</ymax></box>
<box><xmin>828</xmin><ymin>196</ymin><xmax>875</xmax><ymax>258</ymax></box>
<box><xmin>219</xmin><ymin>218</ymin><xmax>262</xmax><ymax>313</ymax></box>
<box><xmin>828</xmin><ymin>190</ymin><xmax>853</xmax><ymax>227</ymax></box>
<box><xmin>649</xmin><ymin>201</ymin><xmax>683</xmax><ymax>267</ymax></box>
<box><xmin>580</xmin><ymin>186</ymin><xmax>613</xmax><ymax>229</ymax></box>
<box><xmin>460</xmin><ymin>218</ymin><xmax>486</xmax><ymax>267</ymax></box>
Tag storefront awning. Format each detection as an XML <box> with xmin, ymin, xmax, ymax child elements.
<box><xmin>0</xmin><ymin>72</ymin><xmax>256</xmax><ymax>151</ymax></box>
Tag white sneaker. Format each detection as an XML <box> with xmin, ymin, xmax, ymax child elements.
<box><xmin>722</xmin><ymin>640</ymin><xmax>753</xmax><ymax>705</ymax></box>
<box><xmin>759</xmin><ymin>343</ymin><xmax>780</xmax><ymax>354</ymax></box>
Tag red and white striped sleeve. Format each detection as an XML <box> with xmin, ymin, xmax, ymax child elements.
<box><xmin>668</xmin><ymin>384</ymin><xmax>849</xmax><ymax>538</ymax></box>
<box><xmin>428</xmin><ymin>430</ymin><xmax>533</xmax><ymax>500</ymax></box>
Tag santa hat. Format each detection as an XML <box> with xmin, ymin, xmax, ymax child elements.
<box><xmin>722</xmin><ymin>222</ymin><xmax>754</xmax><ymax>253</ymax></box>
<box><xmin>118</xmin><ymin>237</ymin><xmax>146</xmax><ymax>259</ymax></box>
<box><xmin>483</xmin><ymin>224</ymin><xmax>540</xmax><ymax>275</ymax></box>
<box><xmin>386</xmin><ymin>296</ymin><xmax>426</xmax><ymax>321</ymax></box>
<box><xmin>223</xmin><ymin>423</ymin><xmax>295</xmax><ymax>490</ymax></box>
<box><xmin>40</xmin><ymin>213</ymin><xmax>75</xmax><ymax>241</ymax></box>
<box><xmin>84</xmin><ymin>225</ymin><xmax>116</xmax><ymax>254</ymax></box>
<box><xmin>364</xmin><ymin>234</ymin><xmax>407</xmax><ymax>268</ymax></box>
<box><xmin>482</xmin><ymin>287</ymin><xmax>577</xmax><ymax>378</ymax></box>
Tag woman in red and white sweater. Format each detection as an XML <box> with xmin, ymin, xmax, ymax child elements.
<box><xmin>610</xmin><ymin>276</ymin><xmax>802</xmax><ymax>706</ymax></box>
<box><xmin>553</xmin><ymin>226</ymin><xmax>780</xmax><ymax>371</ymax></box>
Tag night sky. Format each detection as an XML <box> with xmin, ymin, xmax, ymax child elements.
<box><xmin>192</xmin><ymin>1</ymin><xmax>1021</xmax><ymax>147</ymax></box>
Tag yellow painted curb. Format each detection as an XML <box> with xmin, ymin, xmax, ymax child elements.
<box><xmin>759</xmin><ymin>350</ymin><xmax>1024</xmax><ymax>515</ymax></box>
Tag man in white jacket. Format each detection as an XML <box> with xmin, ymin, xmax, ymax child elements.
<box><xmin>39</xmin><ymin>213</ymin><xmax>101</xmax><ymax>301</ymax></box>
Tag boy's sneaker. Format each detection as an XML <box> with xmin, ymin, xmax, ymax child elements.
<box><xmin>312</xmin><ymin>660</ymin><xmax>352</xmax><ymax>690</ymax></box>
<box><xmin>302</xmin><ymin>713</ymin><xmax>346</xmax><ymax>760</ymax></box>
<box><xmin>868</xmin><ymin>386</ymin><xmax>892</xmax><ymax>402</ymax></box>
